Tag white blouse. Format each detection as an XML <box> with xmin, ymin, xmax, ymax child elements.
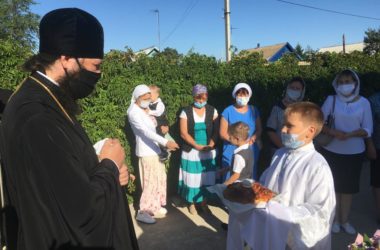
<box><xmin>128</xmin><ymin>103</ymin><xmax>168</xmax><ymax>157</ymax></box>
<box><xmin>321</xmin><ymin>95</ymin><xmax>373</xmax><ymax>154</ymax></box>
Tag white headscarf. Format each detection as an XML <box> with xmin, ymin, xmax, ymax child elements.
<box><xmin>285</xmin><ymin>79</ymin><xmax>306</xmax><ymax>102</ymax></box>
<box><xmin>332</xmin><ymin>69</ymin><xmax>360</xmax><ymax>103</ymax></box>
<box><xmin>127</xmin><ymin>84</ymin><xmax>150</xmax><ymax>114</ymax></box>
<box><xmin>232</xmin><ymin>83</ymin><xmax>252</xmax><ymax>98</ymax></box>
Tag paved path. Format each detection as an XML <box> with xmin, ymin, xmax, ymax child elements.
<box><xmin>131</xmin><ymin>163</ymin><xmax>378</xmax><ymax>250</ymax></box>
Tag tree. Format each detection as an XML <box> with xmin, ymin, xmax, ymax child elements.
<box><xmin>303</xmin><ymin>45</ymin><xmax>317</xmax><ymax>61</ymax></box>
<box><xmin>160</xmin><ymin>47</ymin><xmax>181</xmax><ymax>58</ymax></box>
<box><xmin>294</xmin><ymin>43</ymin><xmax>304</xmax><ymax>59</ymax></box>
<box><xmin>0</xmin><ymin>0</ymin><xmax>39</xmax><ymax>49</ymax></box>
<box><xmin>157</xmin><ymin>47</ymin><xmax>182</xmax><ymax>63</ymax></box>
<box><xmin>364</xmin><ymin>27</ymin><xmax>380</xmax><ymax>55</ymax></box>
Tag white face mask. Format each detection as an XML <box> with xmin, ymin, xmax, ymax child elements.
<box><xmin>139</xmin><ymin>99</ymin><xmax>151</xmax><ymax>109</ymax></box>
<box><xmin>337</xmin><ymin>83</ymin><xmax>355</xmax><ymax>96</ymax></box>
<box><xmin>286</xmin><ymin>88</ymin><xmax>302</xmax><ymax>101</ymax></box>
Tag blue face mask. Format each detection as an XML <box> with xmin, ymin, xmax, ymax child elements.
<box><xmin>194</xmin><ymin>101</ymin><xmax>207</xmax><ymax>109</ymax></box>
<box><xmin>236</xmin><ymin>96</ymin><xmax>250</xmax><ymax>106</ymax></box>
<box><xmin>281</xmin><ymin>131</ymin><xmax>305</xmax><ymax>149</ymax></box>
<box><xmin>286</xmin><ymin>88</ymin><xmax>302</xmax><ymax>101</ymax></box>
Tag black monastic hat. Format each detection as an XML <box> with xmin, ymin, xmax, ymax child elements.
<box><xmin>39</xmin><ymin>8</ymin><xmax>104</xmax><ymax>59</ymax></box>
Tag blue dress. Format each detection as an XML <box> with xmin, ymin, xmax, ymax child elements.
<box><xmin>221</xmin><ymin>104</ymin><xmax>260</xmax><ymax>180</ymax></box>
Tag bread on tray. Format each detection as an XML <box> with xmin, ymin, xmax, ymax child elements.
<box><xmin>223</xmin><ymin>179</ymin><xmax>276</xmax><ymax>205</ymax></box>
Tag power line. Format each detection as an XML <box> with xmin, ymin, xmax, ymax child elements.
<box><xmin>276</xmin><ymin>0</ymin><xmax>380</xmax><ymax>21</ymax></box>
<box><xmin>161</xmin><ymin>0</ymin><xmax>200</xmax><ymax>46</ymax></box>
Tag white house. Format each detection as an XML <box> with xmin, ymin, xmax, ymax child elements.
<box><xmin>134</xmin><ymin>46</ymin><xmax>160</xmax><ymax>57</ymax></box>
<box><xmin>318</xmin><ymin>42</ymin><xmax>364</xmax><ymax>53</ymax></box>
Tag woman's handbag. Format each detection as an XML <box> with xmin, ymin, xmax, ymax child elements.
<box><xmin>315</xmin><ymin>96</ymin><xmax>336</xmax><ymax>146</ymax></box>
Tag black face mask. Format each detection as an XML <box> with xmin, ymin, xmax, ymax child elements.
<box><xmin>63</xmin><ymin>59</ymin><xmax>101</xmax><ymax>100</ymax></box>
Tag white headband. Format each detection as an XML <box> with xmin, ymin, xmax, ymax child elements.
<box><xmin>232</xmin><ymin>83</ymin><xmax>252</xmax><ymax>98</ymax></box>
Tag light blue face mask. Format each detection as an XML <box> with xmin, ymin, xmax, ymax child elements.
<box><xmin>337</xmin><ymin>83</ymin><xmax>355</xmax><ymax>96</ymax></box>
<box><xmin>286</xmin><ymin>88</ymin><xmax>302</xmax><ymax>101</ymax></box>
<box><xmin>194</xmin><ymin>101</ymin><xmax>207</xmax><ymax>109</ymax></box>
<box><xmin>236</xmin><ymin>96</ymin><xmax>250</xmax><ymax>106</ymax></box>
<box><xmin>281</xmin><ymin>129</ymin><xmax>307</xmax><ymax>149</ymax></box>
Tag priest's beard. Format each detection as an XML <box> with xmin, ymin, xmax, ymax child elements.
<box><xmin>56</xmin><ymin>71</ymin><xmax>82</xmax><ymax>116</ymax></box>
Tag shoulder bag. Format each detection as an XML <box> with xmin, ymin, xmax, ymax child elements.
<box><xmin>314</xmin><ymin>96</ymin><xmax>336</xmax><ymax>146</ymax></box>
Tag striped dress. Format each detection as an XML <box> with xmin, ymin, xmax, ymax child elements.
<box><xmin>178</xmin><ymin>108</ymin><xmax>217</xmax><ymax>203</ymax></box>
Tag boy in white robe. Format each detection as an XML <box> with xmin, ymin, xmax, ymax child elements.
<box><xmin>260</xmin><ymin>102</ymin><xmax>336</xmax><ymax>250</ymax></box>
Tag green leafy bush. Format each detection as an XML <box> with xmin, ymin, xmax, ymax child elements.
<box><xmin>1</xmin><ymin>42</ymin><xmax>380</xmax><ymax>198</ymax></box>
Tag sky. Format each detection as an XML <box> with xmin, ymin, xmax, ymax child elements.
<box><xmin>30</xmin><ymin>0</ymin><xmax>380</xmax><ymax>59</ymax></box>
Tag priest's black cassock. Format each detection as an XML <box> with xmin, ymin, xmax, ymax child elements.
<box><xmin>0</xmin><ymin>72</ymin><xmax>139</xmax><ymax>250</ymax></box>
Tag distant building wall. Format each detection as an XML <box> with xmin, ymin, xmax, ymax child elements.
<box><xmin>318</xmin><ymin>42</ymin><xmax>364</xmax><ymax>53</ymax></box>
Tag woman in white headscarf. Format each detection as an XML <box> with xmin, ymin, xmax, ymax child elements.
<box><xmin>219</xmin><ymin>83</ymin><xmax>262</xmax><ymax>181</ymax></box>
<box><xmin>319</xmin><ymin>69</ymin><xmax>373</xmax><ymax>235</ymax></box>
<box><xmin>266</xmin><ymin>77</ymin><xmax>306</xmax><ymax>156</ymax></box>
<box><xmin>127</xmin><ymin>84</ymin><xmax>179</xmax><ymax>224</ymax></box>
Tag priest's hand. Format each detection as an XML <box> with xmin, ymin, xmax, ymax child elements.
<box><xmin>119</xmin><ymin>164</ymin><xmax>136</xmax><ymax>186</ymax></box>
<box><xmin>119</xmin><ymin>164</ymin><xmax>129</xmax><ymax>186</ymax></box>
<box><xmin>99</xmin><ymin>139</ymin><xmax>125</xmax><ymax>168</ymax></box>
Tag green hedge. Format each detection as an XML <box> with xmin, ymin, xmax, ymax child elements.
<box><xmin>1</xmin><ymin>41</ymin><xmax>380</xmax><ymax>196</ymax></box>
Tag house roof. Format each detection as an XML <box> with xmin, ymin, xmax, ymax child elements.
<box><xmin>245</xmin><ymin>42</ymin><xmax>289</xmax><ymax>60</ymax></box>
<box><xmin>318</xmin><ymin>42</ymin><xmax>364</xmax><ymax>53</ymax></box>
<box><xmin>134</xmin><ymin>46</ymin><xmax>159</xmax><ymax>56</ymax></box>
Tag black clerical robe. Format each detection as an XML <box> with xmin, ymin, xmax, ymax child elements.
<box><xmin>0</xmin><ymin>72</ymin><xmax>139</xmax><ymax>250</ymax></box>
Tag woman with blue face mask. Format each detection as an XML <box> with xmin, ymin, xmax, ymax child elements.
<box><xmin>266</xmin><ymin>77</ymin><xmax>306</xmax><ymax>157</ymax></box>
<box><xmin>318</xmin><ymin>69</ymin><xmax>373</xmax><ymax>235</ymax></box>
<box><xmin>219</xmin><ymin>83</ymin><xmax>263</xmax><ymax>181</ymax></box>
<box><xmin>178</xmin><ymin>84</ymin><xmax>219</xmax><ymax>215</ymax></box>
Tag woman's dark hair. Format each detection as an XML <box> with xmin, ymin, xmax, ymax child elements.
<box><xmin>235</xmin><ymin>88</ymin><xmax>249</xmax><ymax>96</ymax></box>
<box><xmin>337</xmin><ymin>69</ymin><xmax>357</xmax><ymax>83</ymax></box>
<box><xmin>288</xmin><ymin>76</ymin><xmax>305</xmax><ymax>88</ymax></box>
<box><xmin>22</xmin><ymin>53</ymin><xmax>60</xmax><ymax>73</ymax></box>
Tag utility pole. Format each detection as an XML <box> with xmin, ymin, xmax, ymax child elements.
<box><xmin>342</xmin><ymin>33</ymin><xmax>346</xmax><ymax>54</ymax></box>
<box><xmin>224</xmin><ymin>0</ymin><xmax>231</xmax><ymax>62</ymax></box>
<box><xmin>152</xmin><ymin>9</ymin><xmax>161</xmax><ymax>51</ymax></box>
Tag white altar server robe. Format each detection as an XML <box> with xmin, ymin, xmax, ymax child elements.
<box><xmin>260</xmin><ymin>142</ymin><xmax>336</xmax><ymax>250</ymax></box>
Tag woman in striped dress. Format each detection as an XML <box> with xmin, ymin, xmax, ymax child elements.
<box><xmin>178</xmin><ymin>84</ymin><xmax>219</xmax><ymax>215</ymax></box>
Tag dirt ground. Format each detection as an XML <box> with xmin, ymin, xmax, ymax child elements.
<box><xmin>130</xmin><ymin>163</ymin><xmax>379</xmax><ymax>250</ymax></box>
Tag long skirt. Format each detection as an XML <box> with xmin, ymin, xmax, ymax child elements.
<box><xmin>178</xmin><ymin>148</ymin><xmax>217</xmax><ymax>203</ymax></box>
<box><xmin>139</xmin><ymin>156</ymin><xmax>166</xmax><ymax>213</ymax></box>
<box><xmin>320</xmin><ymin>148</ymin><xmax>364</xmax><ymax>194</ymax></box>
<box><xmin>371</xmin><ymin>150</ymin><xmax>380</xmax><ymax>188</ymax></box>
